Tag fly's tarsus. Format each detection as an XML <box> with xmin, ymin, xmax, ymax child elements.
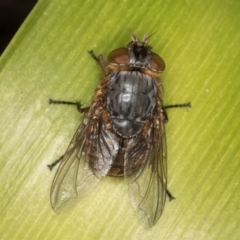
<box><xmin>47</xmin><ymin>155</ymin><xmax>64</xmax><ymax>170</ymax></box>
<box><xmin>166</xmin><ymin>189</ymin><xmax>175</xmax><ymax>201</ymax></box>
<box><xmin>88</xmin><ymin>50</ymin><xmax>99</xmax><ymax>63</ymax></box>
<box><xmin>164</xmin><ymin>102</ymin><xmax>191</xmax><ymax>109</ymax></box>
<box><xmin>88</xmin><ymin>50</ymin><xmax>108</xmax><ymax>74</ymax></box>
<box><xmin>49</xmin><ymin>99</ymin><xmax>89</xmax><ymax>113</ymax></box>
<box><xmin>49</xmin><ymin>99</ymin><xmax>80</xmax><ymax>106</ymax></box>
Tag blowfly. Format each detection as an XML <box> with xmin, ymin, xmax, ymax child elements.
<box><xmin>48</xmin><ymin>34</ymin><xmax>190</xmax><ymax>228</ymax></box>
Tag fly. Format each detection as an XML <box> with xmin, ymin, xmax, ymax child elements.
<box><xmin>48</xmin><ymin>34</ymin><xmax>190</xmax><ymax>228</ymax></box>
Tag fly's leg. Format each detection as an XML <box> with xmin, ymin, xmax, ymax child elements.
<box><xmin>47</xmin><ymin>155</ymin><xmax>64</xmax><ymax>171</ymax></box>
<box><xmin>161</xmin><ymin>107</ymin><xmax>169</xmax><ymax>124</ymax></box>
<box><xmin>49</xmin><ymin>99</ymin><xmax>89</xmax><ymax>113</ymax></box>
<box><xmin>49</xmin><ymin>51</ymin><xmax>99</xmax><ymax>113</ymax></box>
<box><xmin>166</xmin><ymin>189</ymin><xmax>175</xmax><ymax>201</ymax></box>
<box><xmin>162</xmin><ymin>102</ymin><xmax>191</xmax><ymax>123</ymax></box>
<box><xmin>47</xmin><ymin>99</ymin><xmax>90</xmax><ymax>170</ymax></box>
<box><xmin>88</xmin><ymin>50</ymin><xmax>108</xmax><ymax>75</ymax></box>
<box><xmin>162</xmin><ymin>102</ymin><xmax>191</xmax><ymax>200</ymax></box>
<box><xmin>164</xmin><ymin>102</ymin><xmax>191</xmax><ymax>110</ymax></box>
<box><xmin>88</xmin><ymin>50</ymin><xmax>99</xmax><ymax>63</ymax></box>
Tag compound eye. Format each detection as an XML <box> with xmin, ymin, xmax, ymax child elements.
<box><xmin>108</xmin><ymin>48</ymin><xmax>129</xmax><ymax>64</ymax></box>
<box><xmin>150</xmin><ymin>53</ymin><xmax>165</xmax><ymax>71</ymax></box>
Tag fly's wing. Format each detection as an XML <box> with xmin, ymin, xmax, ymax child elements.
<box><xmin>124</xmin><ymin>117</ymin><xmax>167</xmax><ymax>228</ymax></box>
<box><xmin>50</xmin><ymin>104</ymin><xmax>119</xmax><ymax>213</ymax></box>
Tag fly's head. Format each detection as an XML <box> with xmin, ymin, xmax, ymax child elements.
<box><xmin>108</xmin><ymin>33</ymin><xmax>165</xmax><ymax>72</ymax></box>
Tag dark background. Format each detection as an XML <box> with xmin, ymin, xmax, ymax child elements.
<box><xmin>0</xmin><ymin>0</ymin><xmax>37</xmax><ymax>55</ymax></box>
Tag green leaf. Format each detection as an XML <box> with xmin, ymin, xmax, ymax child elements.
<box><xmin>0</xmin><ymin>0</ymin><xmax>239</xmax><ymax>239</ymax></box>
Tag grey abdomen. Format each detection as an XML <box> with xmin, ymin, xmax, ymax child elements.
<box><xmin>107</xmin><ymin>71</ymin><xmax>157</xmax><ymax>138</ymax></box>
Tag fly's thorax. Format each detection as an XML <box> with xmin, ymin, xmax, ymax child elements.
<box><xmin>106</xmin><ymin>70</ymin><xmax>158</xmax><ymax>138</ymax></box>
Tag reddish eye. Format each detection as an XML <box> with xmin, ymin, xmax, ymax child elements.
<box><xmin>150</xmin><ymin>53</ymin><xmax>165</xmax><ymax>71</ymax></box>
<box><xmin>108</xmin><ymin>48</ymin><xmax>129</xmax><ymax>64</ymax></box>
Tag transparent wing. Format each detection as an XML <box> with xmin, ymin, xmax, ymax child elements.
<box><xmin>50</xmin><ymin>104</ymin><xmax>119</xmax><ymax>213</ymax></box>
<box><xmin>124</xmin><ymin>116</ymin><xmax>167</xmax><ymax>228</ymax></box>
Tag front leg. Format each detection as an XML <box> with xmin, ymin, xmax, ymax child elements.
<box><xmin>88</xmin><ymin>50</ymin><xmax>108</xmax><ymax>75</ymax></box>
<box><xmin>49</xmin><ymin>99</ymin><xmax>89</xmax><ymax>113</ymax></box>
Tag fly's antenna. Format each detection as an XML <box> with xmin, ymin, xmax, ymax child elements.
<box><xmin>131</xmin><ymin>32</ymin><xmax>137</xmax><ymax>42</ymax></box>
<box><xmin>143</xmin><ymin>31</ymin><xmax>158</xmax><ymax>42</ymax></box>
<box><xmin>142</xmin><ymin>34</ymin><xmax>148</xmax><ymax>43</ymax></box>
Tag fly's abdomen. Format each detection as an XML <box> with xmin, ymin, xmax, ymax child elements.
<box><xmin>107</xmin><ymin>71</ymin><xmax>157</xmax><ymax>138</ymax></box>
